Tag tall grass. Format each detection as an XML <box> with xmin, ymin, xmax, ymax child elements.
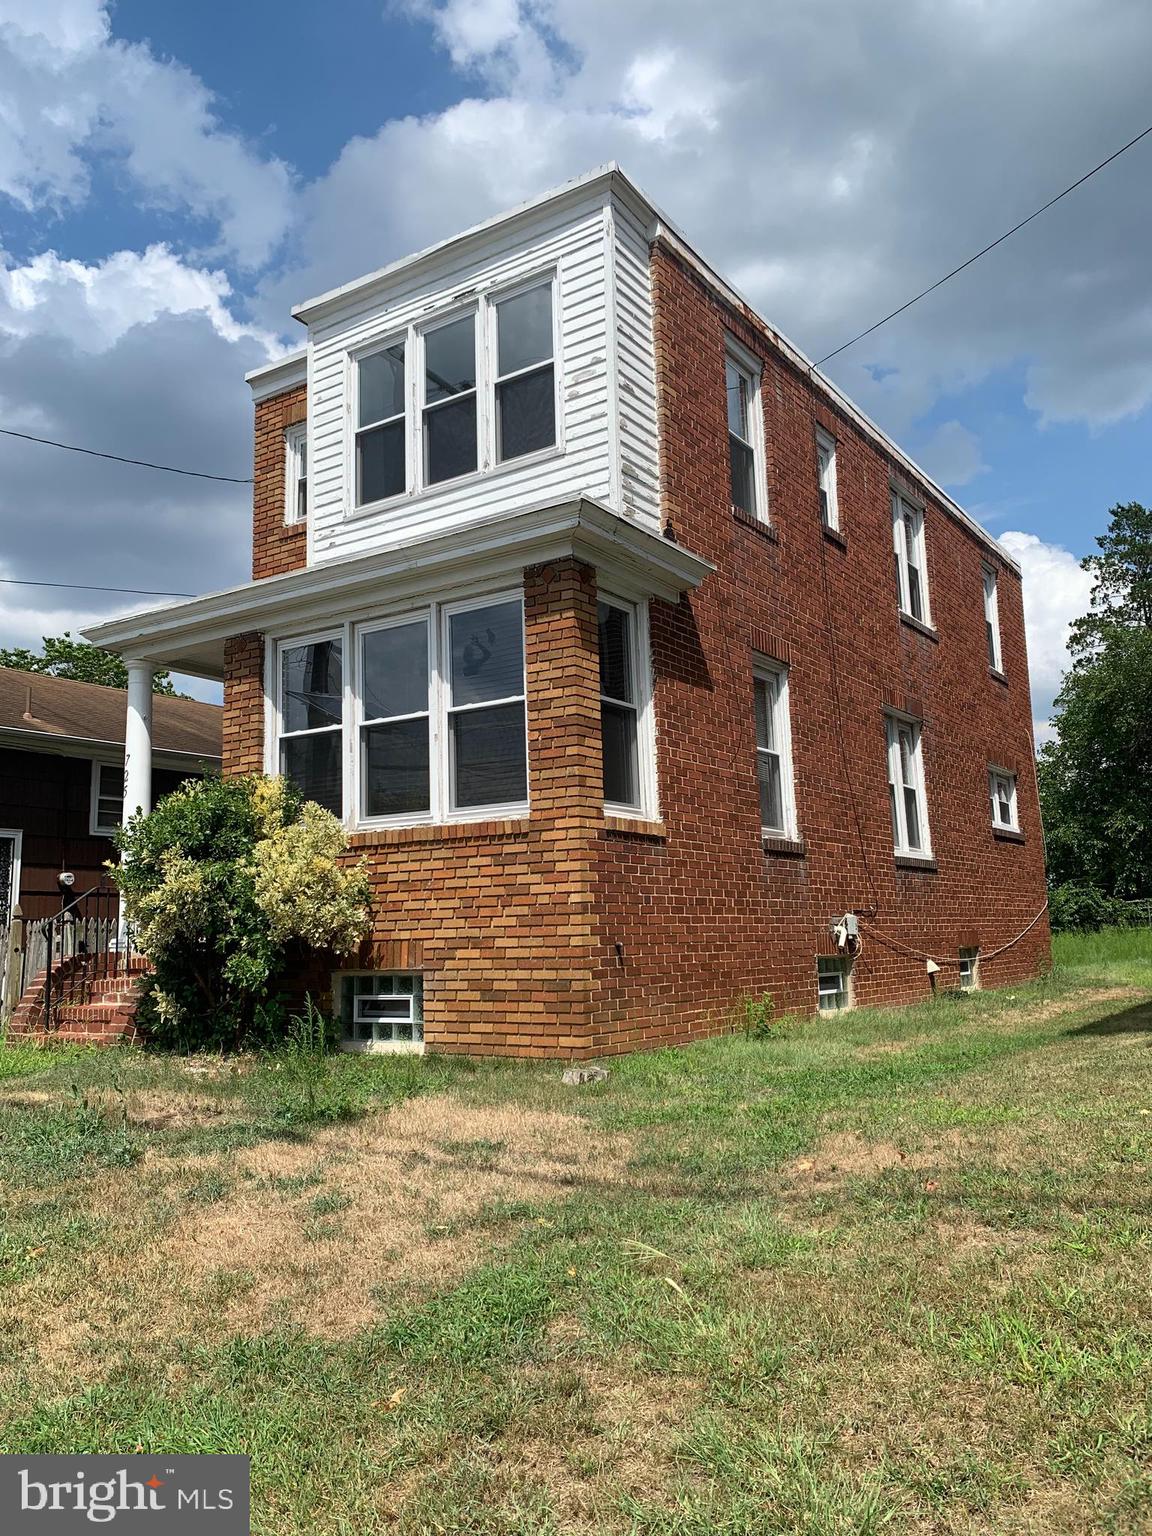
<box><xmin>1052</xmin><ymin>924</ymin><xmax>1152</xmax><ymax>989</ymax></box>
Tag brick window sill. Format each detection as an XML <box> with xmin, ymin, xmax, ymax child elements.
<box><xmin>347</xmin><ymin>817</ymin><xmax>531</xmax><ymax>849</ymax></box>
<box><xmin>992</xmin><ymin>826</ymin><xmax>1026</xmax><ymax>844</ymax></box>
<box><xmin>822</xmin><ymin>526</ymin><xmax>847</xmax><ymax>551</ymax></box>
<box><xmin>894</xmin><ymin>853</ymin><xmax>938</xmax><ymax>872</ymax></box>
<box><xmin>605</xmin><ymin>815</ymin><xmax>667</xmax><ymax>840</ymax></box>
<box><xmin>990</xmin><ymin>668</ymin><xmax>1009</xmax><ymax>687</ymax></box>
<box><xmin>732</xmin><ymin>508</ymin><xmax>779</xmax><ymax>543</ymax></box>
<box><xmin>762</xmin><ymin>834</ymin><xmax>807</xmax><ymax>857</ymax></box>
<box><xmin>899</xmin><ymin>612</ymin><xmax>939</xmax><ymax>642</ymax></box>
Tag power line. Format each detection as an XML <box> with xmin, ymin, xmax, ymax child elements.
<box><xmin>0</xmin><ymin>426</ymin><xmax>252</xmax><ymax>484</ymax></box>
<box><xmin>0</xmin><ymin>577</ymin><xmax>195</xmax><ymax>598</ymax></box>
<box><xmin>815</xmin><ymin>120</ymin><xmax>1152</xmax><ymax>368</ymax></box>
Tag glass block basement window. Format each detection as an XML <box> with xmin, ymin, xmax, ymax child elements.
<box><xmin>340</xmin><ymin>974</ymin><xmax>424</xmax><ymax>1047</ymax></box>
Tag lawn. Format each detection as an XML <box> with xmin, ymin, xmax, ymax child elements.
<box><xmin>0</xmin><ymin>931</ymin><xmax>1149</xmax><ymax>1534</ymax></box>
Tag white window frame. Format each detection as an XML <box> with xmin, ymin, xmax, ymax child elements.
<box><xmin>90</xmin><ymin>759</ymin><xmax>125</xmax><ymax>836</ymax></box>
<box><xmin>892</xmin><ymin>490</ymin><xmax>931</xmax><ymax>625</ymax></box>
<box><xmin>347</xmin><ymin>271</ymin><xmax>560</xmax><ymax>517</ymax></box>
<box><xmin>958</xmin><ymin>948</ymin><xmax>980</xmax><ymax>991</ymax></box>
<box><xmin>335</xmin><ymin>971</ymin><xmax>425</xmax><ymax>1054</ymax></box>
<box><xmin>885</xmin><ymin>714</ymin><xmax>931</xmax><ymax>858</ymax></box>
<box><xmin>753</xmin><ymin>660</ymin><xmax>797</xmax><ymax>840</ymax></box>
<box><xmin>815</xmin><ymin>427</ymin><xmax>839</xmax><ymax>531</ymax></box>
<box><xmin>419</xmin><ymin>305</ymin><xmax>481</xmax><ymax>491</ymax></box>
<box><xmin>817</xmin><ymin>956</ymin><xmax>852</xmax><ymax>1012</ymax></box>
<box><xmin>989</xmin><ymin>767</ymin><xmax>1019</xmax><ymax>832</ymax></box>
<box><xmin>284</xmin><ymin>421</ymin><xmax>307</xmax><ymax>525</ymax></box>
<box><xmin>724</xmin><ymin>336</ymin><xmax>768</xmax><ymax>523</ymax></box>
<box><xmin>598</xmin><ymin>593</ymin><xmax>657</xmax><ymax>821</ymax></box>
<box><xmin>271</xmin><ymin>591</ymin><xmax>530</xmax><ymax>829</ymax></box>
<box><xmin>352</xmin><ymin>332</ymin><xmax>410</xmax><ymax>512</ymax></box>
<box><xmin>983</xmin><ymin>565</ymin><xmax>1003</xmax><ymax>674</ymax></box>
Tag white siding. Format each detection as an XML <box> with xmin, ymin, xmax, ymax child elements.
<box><xmin>306</xmin><ymin>191</ymin><xmax>618</xmax><ymax>566</ymax></box>
<box><xmin>610</xmin><ymin>191</ymin><xmax>662</xmax><ymax>528</ymax></box>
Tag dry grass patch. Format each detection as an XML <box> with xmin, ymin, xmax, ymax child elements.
<box><xmin>0</xmin><ymin>1084</ymin><xmax>239</xmax><ymax>1131</ymax></box>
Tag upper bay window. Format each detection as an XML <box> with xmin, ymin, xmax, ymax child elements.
<box><xmin>725</xmin><ymin>345</ymin><xmax>763</xmax><ymax>519</ymax></box>
<box><xmin>352</xmin><ymin>276</ymin><xmax>557</xmax><ymax>511</ymax></box>
<box><xmin>893</xmin><ymin>490</ymin><xmax>930</xmax><ymax>625</ymax></box>
<box><xmin>276</xmin><ymin>596</ymin><xmax>527</xmax><ymax>826</ymax></box>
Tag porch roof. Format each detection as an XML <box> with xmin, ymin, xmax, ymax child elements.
<box><xmin>81</xmin><ymin>498</ymin><xmax>714</xmax><ymax>681</ymax></box>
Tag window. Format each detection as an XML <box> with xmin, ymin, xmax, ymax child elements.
<box><xmin>339</xmin><ymin>973</ymin><xmax>423</xmax><ymax>1051</ymax></box>
<box><xmin>753</xmin><ymin>663</ymin><xmax>796</xmax><ymax>838</ymax></box>
<box><xmin>284</xmin><ymin>422</ymin><xmax>307</xmax><ymax>524</ymax></box>
<box><xmin>816</xmin><ymin>428</ymin><xmax>839</xmax><ymax>530</ymax></box>
<box><xmin>886</xmin><ymin>715</ymin><xmax>930</xmax><ymax>856</ymax></box>
<box><xmin>725</xmin><ymin>347</ymin><xmax>762</xmax><ymax>518</ymax></box>
<box><xmin>278</xmin><ymin>597</ymin><xmax>528</xmax><ymax>826</ymax></box>
<box><xmin>983</xmin><ymin>566</ymin><xmax>1003</xmax><ymax>673</ymax></box>
<box><xmin>91</xmin><ymin>762</ymin><xmax>124</xmax><ymax>834</ymax></box>
<box><xmin>494</xmin><ymin>282</ymin><xmax>555</xmax><ymax>462</ymax></box>
<box><xmin>893</xmin><ymin>491</ymin><xmax>929</xmax><ymax>624</ymax></box>
<box><xmin>817</xmin><ymin>956</ymin><xmax>852</xmax><ymax>1012</ymax></box>
<box><xmin>958</xmin><ymin>948</ymin><xmax>980</xmax><ymax>991</ymax></box>
<box><xmin>599</xmin><ymin>600</ymin><xmax>641</xmax><ymax>810</ymax></box>
<box><xmin>423</xmin><ymin>312</ymin><xmax>478</xmax><ymax>486</ymax></box>
<box><xmin>356</xmin><ymin>341</ymin><xmax>407</xmax><ymax>506</ymax></box>
<box><xmin>277</xmin><ymin>636</ymin><xmax>343</xmax><ymax>816</ymax></box>
<box><xmin>989</xmin><ymin>768</ymin><xmax>1018</xmax><ymax>831</ymax></box>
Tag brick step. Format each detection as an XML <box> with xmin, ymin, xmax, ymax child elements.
<box><xmin>56</xmin><ymin>1001</ymin><xmax>137</xmax><ymax>1026</ymax></box>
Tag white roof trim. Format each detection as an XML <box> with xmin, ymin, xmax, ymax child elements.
<box><xmin>81</xmin><ymin>499</ymin><xmax>714</xmax><ymax>678</ymax></box>
<box><xmin>245</xmin><ymin>347</ymin><xmax>308</xmax><ymax>402</ymax></box>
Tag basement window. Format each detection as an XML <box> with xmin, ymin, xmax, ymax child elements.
<box><xmin>339</xmin><ymin>973</ymin><xmax>424</xmax><ymax>1051</ymax></box>
<box><xmin>958</xmin><ymin>948</ymin><xmax>980</xmax><ymax>991</ymax></box>
<box><xmin>817</xmin><ymin>956</ymin><xmax>852</xmax><ymax>1012</ymax></box>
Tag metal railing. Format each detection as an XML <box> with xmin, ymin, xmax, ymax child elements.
<box><xmin>8</xmin><ymin>878</ymin><xmax>132</xmax><ymax>1031</ymax></box>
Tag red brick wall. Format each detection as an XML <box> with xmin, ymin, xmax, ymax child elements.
<box><xmin>252</xmin><ymin>385</ymin><xmax>307</xmax><ymax>581</ymax></box>
<box><xmin>588</xmin><ymin>241</ymin><xmax>1050</xmax><ymax>1050</ymax></box>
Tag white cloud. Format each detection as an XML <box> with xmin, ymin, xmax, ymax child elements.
<box><xmin>999</xmin><ymin>530</ymin><xmax>1093</xmax><ymax>740</ymax></box>
<box><xmin>915</xmin><ymin>421</ymin><xmax>988</xmax><ymax>489</ymax></box>
<box><xmin>0</xmin><ymin>0</ymin><xmax>293</xmax><ymax>267</ymax></box>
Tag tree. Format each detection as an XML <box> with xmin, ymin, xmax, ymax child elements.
<box><xmin>1038</xmin><ymin>502</ymin><xmax>1152</xmax><ymax>903</ymax></box>
<box><xmin>0</xmin><ymin>632</ymin><xmax>178</xmax><ymax>695</ymax></box>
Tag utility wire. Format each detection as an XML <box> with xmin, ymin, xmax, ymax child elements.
<box><xmin>0</xmin><ymin>426</ymin><xmax>252</xmax><ymax>484</ymax></box>
<box><xmin>815</xmin><ymin>120</ymin><xmax>1152</xmax><ymax>367</ymax></box>
<box><xmin>0</xmin><ymin>577</ymin><xmax>195</xmax><ymax>598</ymax></box>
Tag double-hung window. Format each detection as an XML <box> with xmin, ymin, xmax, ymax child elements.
<box><xmin>422</xmin><ymin>313</ymin><xmax>478</xmax><ymax>486</ymax></box>
<box><xmin>91</xmin><ymin>762</ymin><xmax>124</xmax><ymax>834</ymax></box>
<box><xmin>284</xmin><ymin>423</ymin><xmax>307</xmax><ymax>524</ymax></box>
<box><xmin>893</xmin><ymin>491</ymin><xmax>929</xmax><ymax>624</ymax></box>
<box><xmin>277</xmin><ymin>637</ymin><xmax>344</xmax><ymax>816</ymax></box>
<box><xmin>360</xmin><ymin>619</ymin><xmax>431</xmax><ymax>819</ymax></box>
<box><xmin>753</xmin><ymin>663</ymin><xmax>797</xmax><ymax>839</ymax></box>
<box><xmin>356</xmin><ymin>341</ymin><xmax>406</xmax><ymax>505</ymax></box>
<box><xmin>598</xmin><ymin>599</ymin><xmax>646</xmax><ymax>812</ymax></box>
<box><xmin>983</xmin><ymin>566</ymin><xmax>1003</xmax><ymax>673</ymax></box>
<box><xmin>725</xmin><ymin>345</ymin><xmax>762</xmax><ymax>518</ymax></box>
<box><xmin>886</xmin><ymin>715</ymin><xmax>930</xmax><ymax>857</ymax></box>
<box><xmin>445</xmin><ymin>598</ymin><xmax>527</xmax><ymax>810</ymax></box>
<box><xmin>989</xmin><ymin>768</ymin><xmax>1018</xmax><ymax>831</ymax></box>
<box><xmin>815</xmin><ymin>428</ymin><xmax>839</xmax><ymax>530</ymax></box>
<box><xmin>494</xmin><ymin>282</ymin><xmax>555</xmax><ymax>462</ymax></box>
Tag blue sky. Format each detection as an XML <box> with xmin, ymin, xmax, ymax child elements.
<box><xmin>0</xmin><ymin>0</ymin><xmax>1148</xmax><ymax>726</ymax></box>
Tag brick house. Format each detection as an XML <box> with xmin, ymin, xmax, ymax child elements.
<box><xmin>85</xmin><ymin>165</ymin><xmax>1050</xmax><ymax>1057</ymax></box>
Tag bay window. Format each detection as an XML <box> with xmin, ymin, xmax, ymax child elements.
<box><xmin>886</xmin><ymin>714</ymin><xmax>930</xmax><ymax>857</ymax></box>
<box><xmin>423</xmin><ymin>313</ymin><xmax>478</xmax><ymax>485</ymax></box>
<box><xmin>275</xmin><ymin>595</ymin><xmax>528</xmax><ymax>825</ymax></box>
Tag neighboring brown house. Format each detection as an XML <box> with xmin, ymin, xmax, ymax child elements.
<box><xmin>0</xmin><ymin>666</ymin><xmax>221</xmax><ymax>930</ymax></box>
<box><xmin>86</xmin><ymin>165</ymin><xmax>1050</xmax><ymax>1059</ymax></box>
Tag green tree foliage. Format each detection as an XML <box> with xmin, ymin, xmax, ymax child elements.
<box><xmin>113</xmin><ymin>775</ymin><xmax>371</xmax><ymax>1050</ymax></box>
<box><xmin>1038</xmin><ymin>503</ymin><xmax>1152</xmax><ymax>908</ymax></box>
<box><xmin>0</xmin><ymin>632</ymin><xmax>178</xmax><ymax>695</ymax></box>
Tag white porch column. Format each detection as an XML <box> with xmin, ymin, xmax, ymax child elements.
<box><xmin>123</xmin><ymin>658</ymin><xmax>156</xmax><ymax>824</ymax></box>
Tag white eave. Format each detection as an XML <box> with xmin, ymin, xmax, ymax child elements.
<box><xmin>245</xmin><ymin>347</ymin><xmax>308</xmax><ymax>402</ymax></box>
<box><xmin>80</xmin><ymin>499</ymin><xmax>714</xmax><ymax>681</ymax></box>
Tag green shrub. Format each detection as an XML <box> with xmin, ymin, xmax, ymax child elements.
<box><xmin>113</xmin><ymin>775</ymin><xmax>371</xmax><ymax>1050</ymax></box>
<box><xmin>1048</xmin><ymin>883</ymin><xmax>1132</xmax><ymax>933</ymax></box>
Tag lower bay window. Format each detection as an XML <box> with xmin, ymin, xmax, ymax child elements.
<box><xmin>275</xmin><ymin>593</ymin><xmax>527</xmax><ymax>826</ymax></box>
